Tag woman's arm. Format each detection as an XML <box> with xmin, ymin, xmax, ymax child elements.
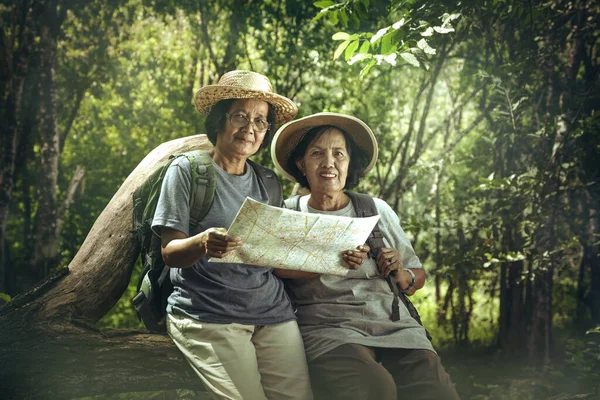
<box><xmin>161</xmin><ymin>227</ymin><xmax>242</xmax><ymax>268</ymax></box>
<box><xmin>376</xmin><ymin>247</ymin><xmax>426</xmax><ymax>295</ymax></box>
<box><xmin>396</xmin><ymin>267</ymin><xmax>426</xmax><ymax>296</ymax></box>
<box><xmin>374</xmin><ymin>198</ymin><xmax>426</xmax><ymax>295</ymax></box>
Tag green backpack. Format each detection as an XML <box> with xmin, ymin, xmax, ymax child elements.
<box><xmin>131</xmin><ymin>150</ymin><xmax>282</xmax><ymax>332</ymax></box>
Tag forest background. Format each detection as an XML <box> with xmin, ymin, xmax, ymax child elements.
<box><xmin>0</xmin><ymin>0</ymin><xmax>599</xmax><ymax>399</ymax></box>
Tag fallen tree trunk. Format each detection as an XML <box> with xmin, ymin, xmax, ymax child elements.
<box><xmin>0</xmin><ymin>135</ymin><xmax>212</xmax><ymax>399</ymax></box>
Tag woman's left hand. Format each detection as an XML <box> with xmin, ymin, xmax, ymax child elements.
<box><xmin>341</xmin><ymin>245</ymin><xmax>370</xmax><ymax>270</ymax></box>
<box><xmin>376</xmin><ymin>247</ymin><xmax>402</xmax><ymax>277</ymax></box>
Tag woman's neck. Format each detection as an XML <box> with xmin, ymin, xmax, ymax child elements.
<box><xmin>210</xmin><ymin>148</ymin><xmax>247</xmax><ymax>175</ymax></box>
<box><xmin>307</xmin><ymin>191</ymin><xmax>350</xmax><ymax>211</ymax></box>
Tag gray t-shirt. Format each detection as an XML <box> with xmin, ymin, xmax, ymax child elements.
<box><xmin>151</xmin><ymin>156</ymin><xmax>295</xmax><ymax>325</ymax></box>
<box><xmin>285</xmin><ymin>195</ymin><xmax>435</xmax><ymax>362</ymax></box>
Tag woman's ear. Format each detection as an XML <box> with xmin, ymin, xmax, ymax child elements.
<box><xmin>295</xmin><ymin>159</ymin><xmax>305</xmax><ymax>175</ymax></box>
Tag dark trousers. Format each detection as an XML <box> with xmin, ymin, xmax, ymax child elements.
<box><xmin>309</xmin><ymin>344</ymin><xmax>460</xmax><ymax>400</ymax></box>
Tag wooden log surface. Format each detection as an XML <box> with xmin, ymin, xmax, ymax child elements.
<box><xmin>0</xmin><ymin>135</ymin><xmax>213</xmax><ymax>399</ymax></box>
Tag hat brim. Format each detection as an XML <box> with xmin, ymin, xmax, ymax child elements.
<box><xmin>271</xmin><ymin>112</ymin><xmax>378</xmax><ymax>183</ymax></box>
<box><xmin>194</xmin><ymin>86</ymin><xmax>298</xmax><ymax>125</ymax></box>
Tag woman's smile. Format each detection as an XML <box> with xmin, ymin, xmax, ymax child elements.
<box><xmin>297</xmin><ymin>128</ymin><xmax>350</xmax><ymax>196</ymax></box>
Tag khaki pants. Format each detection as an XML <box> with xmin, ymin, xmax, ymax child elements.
<box><xmin>167</xmin><ymin>314</ymin><xmax>313</xmax><ymax>400</ymax></box>
<box><xmin>308</xmin><ymin>344</ymin><xmax>460</xmax><ymax>400</ymax></box>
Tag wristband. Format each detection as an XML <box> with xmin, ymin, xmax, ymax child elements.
<box><xmin>400</xmin><ymin>268</ymin><xmax>416</xmax><ymax>292</ymax></box>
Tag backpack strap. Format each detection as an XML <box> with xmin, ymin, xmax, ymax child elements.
<box><xmin>345</xmin><ymin>192</ymin><xmax>385</xmax><ymax>259</ymax></box>
<box><xmin>346</xmin><ymin>192</ymin><xmax>432</xmax><ymax>339</ymax></box>
<box><xmin>182</xmin><ymin>150</ymin><xmax>216</xmax><ymax>227</ymax></box>
<box><xmin>248</xmin><ymin>159</ymin><xmax>283</xmax><ymax>207</ymax></box>
<box><xmin>346</xmin><ymin>191</ymin><xmax>400</xmax><ymax>322</ymax></box>
<box><xmin>180</xmin><ymin>152</ymin><xmax>281</xmax><ymax>230</ymax></box>
<box><xmin>283</xmin><ymin>195</ymin><xmax>302</xmax><ymax>211</ymax></box>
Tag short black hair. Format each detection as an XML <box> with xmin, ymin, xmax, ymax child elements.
<box><xmin>204</xmin><ymin>99</ymin><xmax>276</xmax><ymax>150</ymax></box>
<box><xmin>287</xmin><ymin>125</ymin><xmax>369</xmax><ymax>190</ymax></box>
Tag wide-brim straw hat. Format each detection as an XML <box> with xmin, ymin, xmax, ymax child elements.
<box><xmin>271</xmin><ymin>112</ymin><xmax>378</xmax><ymax>183</ymax></box>
<box><xmin>193</xmin><ymin>70</ymin><xmax>298</xmax><ymax>125</ymax></box>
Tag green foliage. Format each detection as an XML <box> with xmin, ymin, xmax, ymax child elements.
<box><xmin>315</xmin><ymin>0</ymin><xmax>460</xmax><ymax>73</ymax></box>
<box><xmin>563</xmin><ymin>326</ymin><xmax>600</xmax><ymax>395</ymax></box>
<box><xmin>2</xmin><ymin>1</ymin><xmax>598</xmax><ymax>397</ymax></box>
<box><xmin>0</xmin><ymin>292</ymin><xmax>10</xmax><ymax>304</ymax></box>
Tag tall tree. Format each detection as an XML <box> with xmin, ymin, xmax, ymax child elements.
<box><xmin>0</xmin><ymin>0</ymin><xmax>45</xmax><ymax>296</ymax></box>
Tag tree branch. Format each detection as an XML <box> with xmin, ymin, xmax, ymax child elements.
<box><xmin>55</xmin><ymin>165</ymin><xmax>85</xmax><ymax>238</ymax></box>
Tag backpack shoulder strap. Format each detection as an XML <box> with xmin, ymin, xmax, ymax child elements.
<box><xmin>183</xmin><ymin>150</ymin><xmax>215</xmax><ymax>227</ymax></box>
<box><xmin>345</xmin><ymin>191</ymin><xmax>384</xmax><ymax>258</ymax></box>
<box><xmin>283</xmin><ymin>195</ymin><xmax>302</xmax><ymax>211</ymax></box>
<box><xmin>248</xmin><ymin>159</ymin><xmax>283</xmax><ymax>207</ymax></box>
<box><xmin>346</xmin><ymin>191</ymin><xmax>401</xmax><ymax>322</ymax></box>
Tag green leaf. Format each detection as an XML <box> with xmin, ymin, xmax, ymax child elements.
<box><xmin>417</xmin><ymin>38</ymin><xmax>436</xmax><ymax>55</ymax></box>
<box><xmin>332</xmin><ymin>32</ymin><xmax>350</xmax><ymax>41</ymax></box>
<box><xmin>420</xmin><ymin>27</ymin><xmax>434</xmax><ymax>37</ymax></box>
<box><xmin>359</xmin><ymin>59</ymin><xmax>377</xmax><ymax>77</ymax></box>
<box><xmin>328</xmin><ymin>11</ymin><xmax>339</xmax><ymax>25</ymax></box>
<box><xmin>348</xmin><ymin>53</ymin><xmax>371</xmax><ymax>65</ymax></box>
<box><xmin>313</xmin><ymin>11</ymin><xmax>328</xmax><ymax>22</ymax></box>
<box><xmin>442</xmin><ymin>12</ymin><xmax>461</xmax><ymax>23</ymax></box>
<box><xmin>358</xmin><ymin>40</ymin><xmax>370</xmax><ymax>54</ymax></box>
<box><xmin>0</xmin><ymin>292</ymin><xmax>10</xmax><ymax>303</ymax></box>
<box><xmin>433</xmin><ymin>26</ymin><xmax>455</xmax><ymax>34</ymax></box>
<box><xmin>334</xmin><ymin>40</ymin><xmax>351</xmax><ymax>59</ymax></box>
<box><xmin>339</xmin><ymin>10</ymin><xmax>349</xmax><ymax>28</ymax></box>
<box><xmin>392</xmin><ymin>18</ymin><xmax>406</xmax><ymax>30</ymax></box>
<box><xmin>381</xmin><ymin>53</ymin><xmax>397</xmax><ymax>65</ymax></box>
<box><xmin>381</xmin><ymin>34</ymin><xmax>396</xmax><ymax>55</ymax></box>
<box><xmin>314</xmin><ymin>0</ymin><xmax>335</xmax><ymax>8</ymax></box>
<box><xmin>400</xmin><ymin>52</ymin><xmax>420</xmax><ymax>67</ymax></box>
<box><xmin>370</xmin><ymin>27</ymin><xmax>389</xmax><ymax>44</ymax></box>
<box><xmin>344</xmin><ymin>39</ymin><xmax>360</xmax><ymax>61</ymax></box>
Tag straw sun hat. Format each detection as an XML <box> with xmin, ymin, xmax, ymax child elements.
<box><xmin>271</xmin><ymin>112</ymin><xmax>379</xmax><ymax>183</ymax></box>
<box><xmin>193</xmin><ymin>70</ymin><xmax>298</xmax><ymax>125</ymax></box>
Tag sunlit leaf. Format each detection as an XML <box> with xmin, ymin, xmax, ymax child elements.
<box><xmin>314</xmin><ymin>0</ymin><xmax>335</xmax><ymax>8</ymax></box>
<box><xmin>359</xmin><ymin>58</ymin><xmax>377</xmax><ymax>77</ymax></box>
<box><xmin>358</xmin><ymin>40</ymin><xmax>370</xmax><ymax>54</ymax></box>
<box><xmin>370</xmin><ymin>27</ymin><xmax>389</xmax><ymax>43</ymax></box>
<box><xmin>417</xmin><ymin>38</ymin><xmax>436</xmax><ymax>55</ymax></box>
<box><xmin>334</xmin><ymin>40</ymin><xmax>351</xmax><ymax>59</ymax></box>
<box><xmin>399</xmin><ymin>52</ymin><xmax>419</xmax><ymax>67</ymax></box>
<box><xmin>332</xmin><ymin>32</ymin><xmax>350</xmax><ymax>41</ymax></box>
<box><xmin>433</xmin><ymin>26</ymin><xmax>454</xmax><ymax>34</ymax></box>
<box><xmin>344</xmin><ymin>39</ymin><xmax>360</xmax><ymax>60</ymax></box>
<box><xmin>348</xmin><ymin>53</ymin><xmax>370</xmax><ymax>65</ymax></box>
<box><xmin>420</xmin><ymin>27</ymin><xmax>434</xmax><ymax>36</ymax></box>
<box><xmin>392</xmin><ymin>18</ymin><xmax>406</xmax><ymax>29</ymax></box>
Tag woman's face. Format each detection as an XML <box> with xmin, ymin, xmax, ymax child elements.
<box><xmin>296</xmin><ymin>128</ymin><xmax>350</xmax><ymax>195</ymax></box>
<box><xmin>215</xmin><ymin>98</ymin><xmax>269</xmax><ymax>158</ymax></box>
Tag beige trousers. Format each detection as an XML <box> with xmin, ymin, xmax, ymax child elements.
<box><xmin>167</xmin><ymin>313</ymin><xmax>313</xmax><ymax>400</ymax></box>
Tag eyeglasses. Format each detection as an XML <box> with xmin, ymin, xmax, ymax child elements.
<box><xmin>225</xmin><ymin>113</ymin><xmax>271</xmax><ymax>133</ymax></box>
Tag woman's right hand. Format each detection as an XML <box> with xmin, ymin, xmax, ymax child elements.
<box><xmin>341</xmin><ymin>244</ymin><xmax>370</xmax><ymax>270</ymax></box>
<box><xmin>199</xmin><ymin>227</ymin><xmax>243</xmax><ymax>258</ymax></box>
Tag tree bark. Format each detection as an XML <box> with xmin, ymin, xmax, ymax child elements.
<box><xmin>0</xmin><ymin>135</ymin><xmax>212</xmax><ymax>399</ymax></box>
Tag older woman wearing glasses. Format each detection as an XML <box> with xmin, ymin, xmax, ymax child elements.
<box><xmin>151</xmin><ymin>70</ymin><xmax>313</xmax><ymax>400</ymax></box>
